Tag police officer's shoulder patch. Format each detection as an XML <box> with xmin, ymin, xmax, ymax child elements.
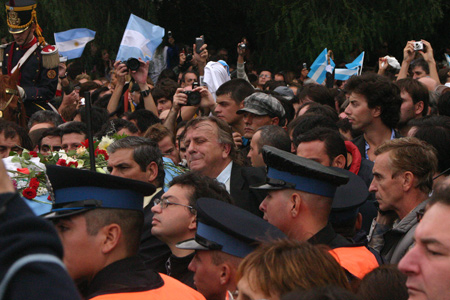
<box><xmin>47</xmin><ymin>69</ymin><xmax>56</xmax><ymax>79</ymax></box>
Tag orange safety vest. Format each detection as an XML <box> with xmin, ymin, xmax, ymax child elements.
<box><xmin>90</xmin><ymin>274</ymin><xmax>205</xmax><ymax>300</ymax></box>
<box><xmin>328</xmin><ymin>246</ymin><xmax>379</xmax><ymax>279</ymax></box>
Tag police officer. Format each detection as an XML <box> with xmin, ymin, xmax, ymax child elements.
<box><xmin>43</xmin><ymin>165</ymin><xmax>205</xmax><ymax>300</ymax></box>
<box><xmin>177</xmin><ymin>197</ymin><xmax>286</xmax><ymax>300</ymax></box>
<box><xmin>1</xmin><ymin>0</ymin><xmax>59</xmax><ymax>118</ymax></box>
<box><xmin>252</xmin><ymin>146</ymin><xmax>380</xmax><ymax>279</ymax></box>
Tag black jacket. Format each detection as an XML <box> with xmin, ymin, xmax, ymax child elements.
<box><xmin>139</xmin><ymin>189</ymin><xmax>171</xmax><ymax>272</ymax></box>
<box><xmin>230</xmin><ymin>164</ymin><xmax>267</xmax><ymax>217</ymax></box>
<box><xmin>0</xmin><ymin>193</ymin><xmax>80</xmax><ymax>299</ymax></box>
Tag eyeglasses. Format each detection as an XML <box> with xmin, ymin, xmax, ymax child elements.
<box><xmin>153</xmin><ymin>198</ymin><xmax>196</xmax><ymax>214</ymax></box>
<box><xmin>259</xmin><ymin>74</ymin><xmax>271</xmax><ymax>78</ymax></box>
<box><xmin>416</xmin><ymin>208</ymin><xmax>425</xmax><ymax>223</ymax></box>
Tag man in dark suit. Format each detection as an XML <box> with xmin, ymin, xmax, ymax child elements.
<box><xmin>184</xmin><ymin>116</ymin><xmax>266</xmax><ymax>216</ymax></box>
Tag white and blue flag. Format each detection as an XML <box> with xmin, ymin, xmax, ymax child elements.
<box><xmin>345</xmin><ymin>51</ymin><xmax>365</xmax><ymax>73</ymax></box>
<box><xmin>445</xmin><ymin>53</ymin><xmax>450</xmax><ymax>67</ymax></box>
<box><xmin>308</xmin><ymin>48</ymin><xmax>335</xmax><ymax>84</ymax></box>
<box><xmin>116</xmin><ymin>14</ymin><xmax>164</xmax><ymax>62</ymax></box>
<box><xmin>54</xmin><ymin>28</ymin><xmax>96</xmax><ymax>60</ymax></box>
<box><xmin>335</xmin><ymin>68</ymin><xmax>359</xmax><ymax>81</ymax></box>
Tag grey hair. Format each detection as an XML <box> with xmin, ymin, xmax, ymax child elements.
<box><xmin>108</xmin><ymin>136</ymin><xmax>165</xmax><ymax>187</ymax></box>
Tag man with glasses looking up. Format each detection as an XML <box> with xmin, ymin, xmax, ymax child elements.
<box><xmin>151</xmin><ymin>171</ymin><xmax>232</xmax><ymax>287</ymax></box>
<box><xmin>257</xmin><ymin>70</ymin><xmax>272</xmax><ymax>90</ymax></box>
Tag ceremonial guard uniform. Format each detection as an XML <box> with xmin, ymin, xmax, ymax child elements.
<box><xmin>0</xmin><ymin>0</ymin><xmax>59</xmax><ymax>118</ymax></box>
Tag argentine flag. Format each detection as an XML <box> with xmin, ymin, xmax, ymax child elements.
<box><xmin>345</xmin><ymin>51</ymin><xmax>365</xmax><ymax>72</ymax></box>
<box><xmin>445</xmin><ymin>53</ymin><xmax>450</xmax><ymax>67</ymax></box>
<box><xmin>54</xmin><ymin>28</ymin><xmax>96</xmax><ymax>60</ymax></box>
<box><xmin>116</xmin><ymin>14</ymin><xmax>164</xmax><ymax>62</ymax></box>
<box><xmin>308</xmin><ymin>48</ymin><xmax>335</xmax><ymax>84</ymax></box>
<box><xmin>335</xmin><ymin>68</ymin><xmax>359</xmax><ymax>81</ymax></box>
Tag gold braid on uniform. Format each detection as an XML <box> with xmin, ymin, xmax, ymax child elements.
<box><xmin>6</xmin><ymin>3</ymin><xmax>46</xmax><ymax>45</ymax></box>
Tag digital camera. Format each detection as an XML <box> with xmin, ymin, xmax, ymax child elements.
<box><xmin>181</xmin><ymin>82</ymin><xmax>201</xmax><ymax>106</ymax></box>
<box><xmin>413</xmin><ymin>41</ymin><xmax>424</xmax><ymax>51</ymax></box>
<box><xmin>125</xmin><ymin>58</ymin><xmax>140</xmax><ymax>71</ymax></box>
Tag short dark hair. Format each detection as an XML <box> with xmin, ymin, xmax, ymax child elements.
<box><xmin>296</xmin><ymin>127</ymin><xmax>347</xmax><ymax>166</ymax></box>
<box><xmin>181</xmin><ymin>70</ymin><xmax>199</xmax><ymax>84</ymax></box>
<box><xmin>216</xmin><ymin>78</ymin><xmax>255</xmax><ymax>104</ymax></box>
<box><xmin>345</xmin><ymin>73</ymin><xmax>402</xmax><ymax>129</ymax></box>
<box><xmin>301</xmin><ymin>102</ymin><xmax>339</xmax><ymax>122</ymax></box>
<box><xmin>107</xmin><ymin>136</ymin><xmax>165</xmax><ymax>188</ymax></box>
<box><xmin>127</xmin><ymin>110</ymin><xmax>161</xmax><ymax>133</ymax></box>
<box><xmin>79</xmin><ymin>81</ymin><xmax>101</xmax><ymax>96</ymax></box>
<box><xmin>38</xmin><ymin>127</ymin><xmax>62</xmax><ymax>149</ymax></box>
<box><xmin>91</xmin><ymin>86</ymin><xmax>111</xmax><ymax>104</ymax></box>
<box><xmin>255</xmin><ymin>125</ymin><xmax>291</xmax><ymax>153</ymax></box>
<box><xmin>397</xmin><ymin>78</ymin><xmax>429</xmax><ymax>117</ymax></box>
<box><xmin>0</xmin><ymin>120</ymin><xmax>33</xmax><ymax>151</ymax></box>
<box><xmin>412</xmin><ymin>115</ymin><xmax>450</xmax><ymax>174</ymax></box>
<box><xmin>169</xmin><ymin>171</ymin><xmax>232</xmax><ymax>207</ymax></box>
<box><xmin>411</xmin><ymin>57</ymin><xmax>430</xmax><ymax>75</ymax></box>
<box><xmin>437</xmin><ymin>91</ymin><xmax>450</xmax><ymax>117</ymax></box>
<box><xmin>76</xmin><ymin>106</ymin><xmax>109</xmax><ymax>136</ymax></box>
<box><xmin>60</xmin><ymin>121</ymin><xmax>88</xmax><ymax>137</ymax></box>
<box><xmin>292</xmin><ymin>115</ymin><xmax>338</xmax><ymax>148</ymax></box>
<box><xmin>95</xmin><ymin>119</ymin><xmax>139</xmax><ymax>139</ymax></box>
<box><xmin>298</xmin><ymin>84</ymin><xmax>335</xmax><ymax>109</ymax></box>
<box><xmin>27</xmin><ymin>110</ymin><xmax>63</xmax><ymax>129</ymax></box>
<box><xmin>83</xmin><ymin>208</ymin><xmax>144</xmax><ymax>256</ymax></box>
<box><xmin>157</xmin><ymin>68</ymin><xmax>178</xmax><ymax>83</ymax></box>
<box><xmin>155</xmin><ymin>78</ymin><xmax>178</xmax><ymax>100</ymax></box>
<box><xmin>357</xmin><ymin>265</ymin><xmax>408</xmax><ymax>300</ymax></box>
<box><xmin>263</xmin><ymin>80</ymin><xmax>285</xmax><ymax>91</ymax></box>
<box><xmin>151</xmin><ymin>87</ymin><xmax>169</xmax><ymax>102</ymax></box>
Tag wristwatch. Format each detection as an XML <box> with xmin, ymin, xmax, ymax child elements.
<box><xmin>140</xmin><ymin>89</ymin><xmax>151</xmax><ymax>97</ymax></box>
<box><xmin>59</xmin><ymin>72</ymin><xmax>67</xmax><ymax>79</ymax></box>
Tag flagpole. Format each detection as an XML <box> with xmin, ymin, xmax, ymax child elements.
<box><xmin>359</xmin><ymin>52</ymin><xmax>365</xmax><ymax>75</ymax></box>
<box><xmin>84</xmin><ymin>92</ymin><xmax>96</xmax><ymax>172</ymax></box>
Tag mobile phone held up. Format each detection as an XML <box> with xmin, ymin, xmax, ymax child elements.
<box><xmin>196</xmin><ymin>36</ymin><xmax>204</xmax><ymax>54</ymax></box>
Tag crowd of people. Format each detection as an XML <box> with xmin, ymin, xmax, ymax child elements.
<box><xmin>1</xmin><ymin>1</ymin><xmax>450</xmax><ymax>300</ymax></box>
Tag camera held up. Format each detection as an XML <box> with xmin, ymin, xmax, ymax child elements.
<box><xmin>181</xmin><ymin>82</ymin><xmax>201</xmax><ymax>106</ymax></box>
<box><xmin>125</xmin><ymin>58</ymin><xmax>141</xmax><ymax>71</ymax></box>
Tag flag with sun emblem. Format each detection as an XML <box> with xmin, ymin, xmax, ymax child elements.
<box><xmin>116</xmin><ymin>14</ymin><xmax>164</xmax><ymax>63</ymax></box>
<box><xmin>54</xmin><ymin>28</ymin><xmax>96</xmax><ymax>60</ymax></box>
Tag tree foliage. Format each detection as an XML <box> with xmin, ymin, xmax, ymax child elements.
<box><xmin>0</xmin><ymin>0</ymin><xmax>448</xmax><ymax>72</ymax></box>
<box><xmin>246</xmin><ymin>0</ymin><xmax>444</xmax><ymax>69</ymax></box>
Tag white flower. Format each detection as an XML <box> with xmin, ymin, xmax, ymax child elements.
<box><xmin>76</xmin><ymin>146</ymin><xmax>87</xmax><ymax>156</ymax></box>
<box><xmin>37</xmin><ymin>186</ymin><xmax>48</xmax><ymax>196</ymax></box>
<box><xmin>98</xmin><ymin>136</ymin><xmax>115</xmax><ymax>152</ymax></box>
<box><xmin>58</xmin><ymin>152</ymin><xmax>69</xmax><ymax>161</ymax></box>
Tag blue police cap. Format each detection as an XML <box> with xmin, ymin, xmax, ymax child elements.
<box><xmin>43</xmin><ymin>165</ymin><xmax>155</xmax><ymax>219</ymax></box>
<box><xmin>330</xmin><ymin>167</ymin><xmax>369</xmax><ymax>223</ymax></box>
<box><xmin>251</xmin><ymin>146</ymin><xmax>349</xmax><ymax>198</ymax></box>
<box><xmin>176</xmin><ymin>198</ymin><xmax>286</xmax><ymax>258</ymax></box>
